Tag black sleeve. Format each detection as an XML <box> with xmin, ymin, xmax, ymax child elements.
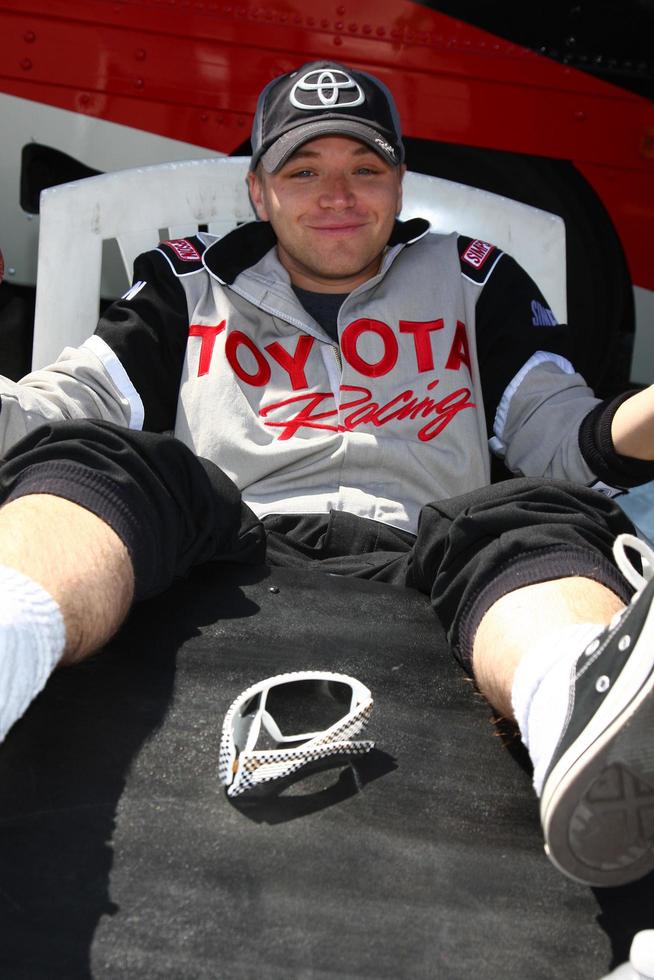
<box><xmin>471</xmin><ymin>246</ymin><xmax>574</xmax><ymax>438</ymax></box>
<box><xmin>94</xmin><ymin>248</ymin><xmax>193</xmax><ymax>432</ymax></box>
<box><xmin>471</xmin><ymin>245</ymin><xmax>654</xmax><ymax>487</ymax></box>
<box><xmin>579</xmin><ymin>391</ymin><xmax>654</xmax><ymax>488</ymax></box>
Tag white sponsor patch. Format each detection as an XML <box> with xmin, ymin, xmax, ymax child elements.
<box><xmin>590</xmin><ymin>480</ymin><xmax>626</xmax><ymax>499</ymax></box>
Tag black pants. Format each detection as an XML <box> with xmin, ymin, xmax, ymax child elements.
<box><xmin>0</xmin><ymin>421</ymin><xmax>635</xmax><ymax>670</ymax></box>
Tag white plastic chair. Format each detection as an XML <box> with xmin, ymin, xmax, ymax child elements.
<box><xmin>32</xmin><ymin>156</ymin><xmax>567</xmax><ymax>370</ymax></box>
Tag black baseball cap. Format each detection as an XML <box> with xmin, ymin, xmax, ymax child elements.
<box><xmin>250</xmin><ymin>61</ymin><xmax>405</xmax><ymax>173</ymax></box>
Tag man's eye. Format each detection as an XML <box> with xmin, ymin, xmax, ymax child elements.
<box><xmin>290</xmin><ymin>169</ymin><xmax>314</xmax><ymax>178</ymax></box>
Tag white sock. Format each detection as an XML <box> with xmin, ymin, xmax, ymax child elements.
<box><xmin>511</xmin><ymin>623</ymin><xmax>605</xmax><ymax>796</ymax></box>
<box><xmin>0</xmin><ymin>565</ymin><xmax>66</xmax><ymax>742</ymax></box>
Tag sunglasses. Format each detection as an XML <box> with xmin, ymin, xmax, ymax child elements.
<box><xmin>219</xmin><ymin>671</ymin><xmax>374</xmax><ymax>797</ymax></box>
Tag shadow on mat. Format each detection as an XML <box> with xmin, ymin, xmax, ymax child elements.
<box><xmin>0</xmin><ymin>563</ymin><xmax>266</xmax><ymax>980</ymax></box>
<box><xmin>229</xmin><ymin>747</ymin><xmax>398</xmax><ymax>824</ymax></box>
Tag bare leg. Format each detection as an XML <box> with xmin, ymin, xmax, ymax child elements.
<box><xmin>0</xmin><ymin>493</ymin><xmax>134</xmax><ymax>665</ymax></box>
<box><xmin>471</xmin><ymin>576</ymin><xmax>624</xmax><ymax>718</ymax></box>
<box><xmin>0</xmin><ymin>420</ymin><xmax>263</xmax><ymax>744</ymax></box>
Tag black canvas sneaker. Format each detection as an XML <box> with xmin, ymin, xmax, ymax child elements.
<box><xmin>540</xmin><ymin>533</ymin><xmax>654</xmax><ymax>887</ymax></box>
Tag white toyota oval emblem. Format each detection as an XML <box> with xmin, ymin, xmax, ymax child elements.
<box><xmin>290</xmin><ymin>69</ymin><xmax>365</xmax><ymax>110</ymax></box>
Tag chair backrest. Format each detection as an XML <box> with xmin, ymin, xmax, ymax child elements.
<box><xmin>32</xmin><ymin>156</ymin><xmax>566</xmax><ymax>369</ymax></box>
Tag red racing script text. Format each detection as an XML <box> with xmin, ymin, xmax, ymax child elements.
<box><xmin>188</xmin><ymin>317</ymin><xmax>475</xmax><ymax>440</ymax></box>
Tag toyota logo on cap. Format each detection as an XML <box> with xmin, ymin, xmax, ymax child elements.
<box><xmin>290</xmin><ymin>68</ymin><xmax>365</xmax><ymax>110</ymax></box>
<box><xmin>249</xmin><ymin>60</ymin><xmax>405</xmax><ymax>172</ymax></box>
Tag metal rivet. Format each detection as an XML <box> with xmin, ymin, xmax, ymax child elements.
<box><xmin>269</xmin><ymin>586</ymin><xmax>279</xmax><ymax>594</ymax></box>
<box><xmin>585</xmin><ymin>638</ymin><xmax>600</xmax><ymax>656</ymax></box>
<box><xmin>618</xmin><ymin>635</ymin><xmax>631</xmax><ymax>651</ymax></box>
<box><xmin>596</xmin><ymin>675</ymin><xmax>610</xmax><ymax>693</ymax></box>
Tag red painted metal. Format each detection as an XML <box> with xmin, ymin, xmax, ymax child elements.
<box><xmin>1</xmin><ymin>0</ymin><xmax>653</xmax><ymax>286</ymax></box>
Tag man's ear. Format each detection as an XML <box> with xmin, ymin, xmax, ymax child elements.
<box><xmin>247</xmin><ymin>170</ymin><xmax>269</xmax><ymax>222</ymax></box>
<box><xmin>396</xmin><ymin>164</ymin><xmax>407</xmax><ymax>216</ymax></box>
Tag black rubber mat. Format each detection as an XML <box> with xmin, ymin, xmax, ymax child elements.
<box><xmin>0</xmin><ymin>563</ymin><xmax>652</xmax><ymax>979</ymax></box>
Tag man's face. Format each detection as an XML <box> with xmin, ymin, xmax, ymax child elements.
<box><xmin>247</xmin><ymin>136</ymin><xmax>405</xmax><ymax>293</ymax></box>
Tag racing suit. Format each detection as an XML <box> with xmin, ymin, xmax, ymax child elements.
<box><xmin>0</xmin><ymin>217</ymin><xmax>650</xmax><ymax>532</ymax></box>
<box><xmin>0</xmin><ymin>217</ymin><xmax>651</xmax><ymax>663</ymax></box>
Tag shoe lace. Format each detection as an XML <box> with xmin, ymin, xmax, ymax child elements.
<box><xmin>613</xmin><ymin>532</ymin><xmax>654</xmax><ymax>593</ymax></box>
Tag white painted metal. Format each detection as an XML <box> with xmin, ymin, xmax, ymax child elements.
<box><xmin>0</xmin><ymin>92</ymin><xmax>218</xmax><ymax>292</ymax></box>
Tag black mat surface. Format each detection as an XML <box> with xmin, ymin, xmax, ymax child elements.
<box><xmin>1</xmin><ymin>564</ymin><xmax>652</xmax><ymax>979</ymax></box>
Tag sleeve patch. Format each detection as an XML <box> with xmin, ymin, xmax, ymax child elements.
<box><xmin>157</xmin><ymin>236</ymin><xmax>206</xmax><ymax>276</ymax></box>
<box><xmin>589</xmin><ymin>479</ymin><xmax>626</xmax><ymax>499</ymax></box>
<box><xmin>163</xmin><ymin>238</ymin><xmax>201</xmax><ymax>262</ymax></box>
<box><xmin>457</xmin><ymin>235</ymin><xmax>503</xmax><ymax>285</ymax></box>
<box><xmin>462</xmin><ymin>239</ymin><xmax>495</xmax><ymax>269</ymax></box>
<box><xmin>531</xmin><ymin>300</ymin><xmax>558</xmax><ymax>326</ymax></box>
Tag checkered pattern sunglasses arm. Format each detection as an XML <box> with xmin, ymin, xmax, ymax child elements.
<box><xmin>219</xmin><ymin>671</ymin><xmax>374</xmax><ymax>797</ymax></box>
